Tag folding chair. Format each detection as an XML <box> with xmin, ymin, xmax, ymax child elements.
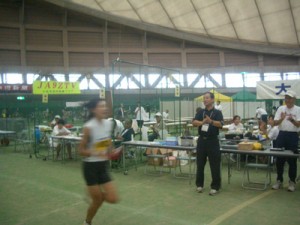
<box><xmin>144</xmin><ymin>148</ymin><xmax>169</xmax><ymax>175</ymax></box>
<box><xmin>15</xmin><ymin>130</ymin><xmax>35</xmax><ymax>154</ymax></box>
<box><xmin>173</xmin><ymin>150</ymin><xmax>196</xmax><ymax>179</ymax></box>
<box><xmin>242</xmin><ymin>155</ymin><xmax>272</xmax><ymax>190</ymax></box>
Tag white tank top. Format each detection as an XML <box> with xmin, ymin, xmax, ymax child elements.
<box><xmin>82</xmin><ymin>118</ymin><xmax>112</xmax><ymax>162</ymax></box>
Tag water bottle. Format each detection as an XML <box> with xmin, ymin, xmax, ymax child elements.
<box><xmin>35</xmin><ymin>127</ymin><xmax>41</xmax><ymax>144</ymax></box>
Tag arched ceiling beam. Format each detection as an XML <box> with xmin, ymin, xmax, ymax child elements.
<box><xmin>158</xmin><ymin>0</ymin><xmax>177</xmax><ymax>29</ymax></box>
<box><xmin>222</xmin><ymin>0</ymin><xmax>239</xmax><ymax>40</ymax></box>
<box><xmin>288</xmin><ymin>0</ymin><xmax>300</xmax><ymax>46</ymax></box>
<box><xmin>254</xmin><ymin>0</ymin><xmax>270</xmax><ymax>45</ymax></box>
<box><xmin>190</xmin><ymin>0</ymin><xmax>210</xmax><ymax>38</ymax></box>
<box><xmin>127</xmin><ymin>0</ymin><xmax>144</xmax><ymax>22</ymax></box>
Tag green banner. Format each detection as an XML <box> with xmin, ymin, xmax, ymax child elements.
<box><xmin>33</xmin><ymin>81</ymin><xmax>81</xmax><ymax>95</ymax></box>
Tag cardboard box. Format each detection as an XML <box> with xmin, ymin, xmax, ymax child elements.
<box><xmin>163</xmin><ymin>156</ymin><xmax>177</xmax><ymax>168</ymax></box>
<box><xmin>146</xmin><ymin>148</ymin><xmax>162</xmax><ymax>166</ymax></box>
<box><xmin>238</xmin><ymin>142</ymin><xmax>254</xmax><ymax>150</ymax></box>
<box><xmin>148</xmin><ymin>157</ymin><xmax>163</xmax><ymax>166</ymax></box>
<box><xmin>146</xmin><ymin>148</ymin><xmax>174</xmax><ymax>166</ymax></box>
<box><xmin>159</xmin><ymin>148</ymin><xmax>173</xmax><ymax>156</ymax></box>
<box><xmin>145</xmin><ymin>148</ymin><xmax>160</xmax><ymax>155</ymax></box>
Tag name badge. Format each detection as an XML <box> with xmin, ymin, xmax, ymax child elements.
<box><xmin>201</xmin><ymin>124</ymin><xmax>209</xmax><ymax>132</ymax></box>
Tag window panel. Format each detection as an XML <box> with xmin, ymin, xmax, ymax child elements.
<box><xmin>53</xmin><ymin>74</ymin><xmax>65</xmax><ymax>82</ymax></box>
<box><xmin>69</xmin><ymin>74</ymin><xmax>81</xmax><ymax>82</ymax></box>
<box><xmin>148</xmin><ymin>74</ymin><xmax>160</xmax><ymax>86</ymax></box>
<box><xmin>210</xmin><ymin>73</ymin><xmax>222</xmax><ymax>86</ymax></box>
<box><xmin>155</xmin><ymin>76</ymin><xmax>167</xmax><ymax>89</ymax></box>
<box><xmin>206</xmin><ymin>78</ymin><xmax>215</xmax><ymax>88</ymax></box>
<box><xmin>194</xmin><ymin>76</ymin><xmax>205</xmax><ymax>88</ymax></box>
<box><xmin>128</xmin><ymin>77</ymin><xmax>139</xmax><ymax>89</ymax></box>
<box><xmin>94</xmin><ymin>74</ymin><xmax>106</xmax><ymax>87</ymax></box>
<box><xmin>117</xmin><ymin>77</ymin><xmax>127</xmax><ymax>89</ymax></box>
<box><xmin>283</xmin><ymin>72</ymin><xmax>299</xmax><ymax>80</ymax></box>
<box><xmin>5</xmin><ymin>73</ymin><xmax>23</xmax><ymax>84</ymax></box>
<box><xmin>132</xmin><ymin>74</ymin><xmax>145</xmax><ymax>87</ymax></box>
<box><xmin>225</xmin><ymin>73</ymin><xmax>243</xmax><ymax>87</ymax></box>
<box><xmin>187</xmin><ymin>73</ymin><xmax>198</xmax><ymax>86</ymax></box>
<box><xmin>109</xmin><ymin>74</ymin><xmax>121</xmax><ymax>88</ymax></box>
<box><xmin>79</xmin><ymin>78</ymin><xmax>87</xmax><ymax>90</ymax></box>
<box><xmin>244</xmin><ymin>73</ymin><xmax>261</xmax><ymax>87</ymax></box>
<box><xmin>26</xmin><ymin>73</ymin><xmax>39</xmax><ymax>84</ymax></box>
<box><xmin>264</xmin><ymin>73</ymin><xmax>281</xmax><ymax>81</ymax></box>
<box><xmin>88</xmin><ymin>79</ymin><xmax>99</xmax><ymax>90</ymax></box>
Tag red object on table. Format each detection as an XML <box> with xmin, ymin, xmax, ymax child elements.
<box><xmin>65</xmin><ymin>124</ymin><xmax>73</xmax><ymax>129</ymax></box>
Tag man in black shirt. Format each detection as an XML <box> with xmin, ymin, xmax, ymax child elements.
<box><xmin>192</xmin><ymin>92</ymin><xmax>224</xmax><ymax>196</ymax></box>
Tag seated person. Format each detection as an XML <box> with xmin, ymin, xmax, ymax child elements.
<box><xmin>115</xmin><ymin>119</ymin><xmax>135</xmax><ymax>159</ymax></box>
<box><xmin>228</xmin><ymin>115</ymin><xmax>244</xmax><ymax>133</ymax></box>
<box><xmin>49</xmin><ymin>115</ymin><xmax>61</xmax><ymax>129</ymax></box>
<box><xmin>108</xmin><ymin>118</ymin><xmax>124</xmax><ymax>139</ymax></box>
<box><xmin>51</xmin><ymin>119</ymin><xmax>72</xmax><ymax>160</ymax></box>
<box><xmin>117</xmin><ymin>119</ymin><xmax>135</xmax><ymax>142</ymax></box>
<box><xmin>261</xmin><ymin>115</ymin><xmax>279</xmax><ymax>147</ymax></box>
<box><xmin>148</xmin><ymin>112</ymin><xmax>165</xmax><ymax>141</ymax></box>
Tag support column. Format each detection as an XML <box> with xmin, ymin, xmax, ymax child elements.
<box><xmin>62</xmin><ymin>10</ymin><xmax>69</xmax><ymax>73</ymax></box>
<box><xmin>221</xmin><ymin>72</ymin><xmax>226</xmax><ymax>88</ymax></box>
<box><xmin>181</xmin><ymin>40</ymin><xmax>186</xmax><ymax>69</ymax></box>
<box><xmin>103</xmin><ymin>21</ymin><xmax>109</xmax><ymax>72</ymax></box>
<box><xmin>219</xmin><ymin>51</ymin><xmax>225</xmax><ymax>67</ymax></box>
<box><xmin>142</xmin><ymin>31</ymin><xmax>148</xmax><ymax>65</ymax></box>
<box><xmin>19</xmin><ymin>3</ymin><xmax>26</xmax><ymax>69</ymax></box>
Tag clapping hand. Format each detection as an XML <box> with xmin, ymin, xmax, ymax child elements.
<box><xmin>203</xmin><ymin>115</ymin><xmax>212</xmax><ymax>124</ymax></box>
<box><xmin>287</xmin><ymin>116</ymin><xmax>295</xmax><ymax>123</ymax></box>
<box><xmin>280</xmin><ymin>112</ymin><xmax>286</xmax><ymax>120</ymax></box>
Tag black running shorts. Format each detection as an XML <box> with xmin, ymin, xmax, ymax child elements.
<box><xmin>82</xmin><ymin>161</ymin><xmax>112</xmax><ymax>186</ymax></box>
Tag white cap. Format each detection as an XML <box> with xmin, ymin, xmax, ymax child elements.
<box><xmin>155</xmin><ymin>112</ymin><xmax>162</xmax><ymax>117</ymax></box>
<box><xmin>55</xmin><ymin>115</ymin><xmax>61</xmax><ymax>119</ymax></box>
<box><xmin>285</xmin><ymin>90</ymin><xmax>297</xmax><ymax>98</ymax></box>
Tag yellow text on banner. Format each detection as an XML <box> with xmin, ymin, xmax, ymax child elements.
<box><xmin>175</xmin><ymin>85</ymin><xmax>180</xmax><ymax>97</ymax></box>
<box><xmin>99</xmin><ymin>88</ymin><xmax>105</xmax><ymax>99</ymax></box>
<box><xmin>42</xmin><ymin>94</ymin><xmax>48</xmax><ymax>103</ymax></box>
<box><xmin>33</xmin><ymin>81</ymin><xmax>81</xmax><ymax>95</ymax></box>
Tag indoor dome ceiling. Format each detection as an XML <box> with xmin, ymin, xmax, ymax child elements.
<box><xmin>45</xmin><ymin>0</ymin><xmax>300</xmax><ymax>55</ymax></box>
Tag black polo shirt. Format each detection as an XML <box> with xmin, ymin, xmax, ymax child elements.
<box><xmin>194</xmin><ymin>107</ymin><xmax>224</xmax><ymax>137</ymax></box>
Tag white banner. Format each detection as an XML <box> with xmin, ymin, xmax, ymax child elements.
<box><xmin>66</xmin><ymin>101</ymin><xmax>84</xmax><ymax>107</ymax></box>
<box><xmin>256</xmin><ymin>80</ymin><xmax>300</xmax><ymax>99</ymax></box>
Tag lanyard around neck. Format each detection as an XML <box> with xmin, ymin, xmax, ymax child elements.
<box><xmin>203</xmin><ymin>110</ymin><xmax>214</xmax><ymax>119</ymax></box>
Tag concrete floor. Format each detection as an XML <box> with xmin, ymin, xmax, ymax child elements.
<box><xmin>0</xmin><ymin>146</ymin><xmax>300</xmax><ymax>225</ymax></box>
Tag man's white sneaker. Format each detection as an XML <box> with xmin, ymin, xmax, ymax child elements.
<box><xmin>209</xmin><ymin>189</ymin><xmax>218</xmax><ymax>196</ymax></box>
<box><xmin>196</xmin><ymin>187</ymin><xmax>203</xmax><ymax>193</ymax></box>
<box><xmin>288</xmin><ymin>181</ymin><xmax>296</xmax><ymax>192</ymax></box>
<box><xmin>83</xmin><ymin>221</ymin><xmax>91</xmax><ymax>225</ymax></box>
<box><xmin>272</xmin><ymin>180</ymin><xmax>282</xmax><ymax>190</ymax></box>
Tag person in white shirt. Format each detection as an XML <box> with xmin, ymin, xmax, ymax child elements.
<box><xmin>256</xmin><ymin>107</ymin><xmax>268</xmax><ymax>123</ymax></box>
<box><xmin>272</xmin><ymin>90</ymin><xmax>300</xmax><ymax>192</ymax></box>
<box><xmin>228</xmin><ymin>115</ymin><xmax>244</xmax><ymax>133</ymax></box>
<box><xmin>134</xmin><ymin>102</ymin><xmax>147</xmax><ymax>129</ymax></box>
<box><xmin>51</xmin><ymin>119</ymin><xmax>72</xmax><ymax>160</ymax></box>
<box><xmin>116</xmin><ymin>103</ymin><xmax>125</xmax><ymax>122</ymax></box>
<box><xmin>215</xmin><ymin>101</ymin><xmax>222</xmax><ymax>111</ymax></box>
<box><xmin>49</xmin><ymin>115</ymin><xmax>60</xmax><ymax>128</ymax></box>
<box><xmin>148</xmin><ymin>112</ymin><xmax>166</xmax><ymax>141</ymax></box>
<box><xmin>162</xmin><ymin>109</ymin><xmax>169</xmax><ymax>120</ymax></box>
